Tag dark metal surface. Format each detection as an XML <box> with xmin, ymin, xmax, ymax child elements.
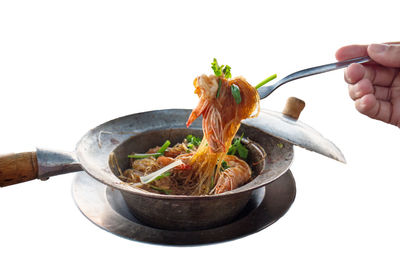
<box><xmin>36</xmin><ymin>148</ymin><xmax>82</xmax><ymax>179</ymax></box>
<box><xmin>244</xmin><ymin>110</ymin><xmax>346</xmax><ymax>163</ymax></box>
<box><xmin>72</xmin><ymin>170</ymin><xmax>296</xmax><ymax>245</ymax></box>
<box><xmin>258</xmin><ymin>56</ymin><xmax>371</xmax><ymax>99</ymax></box>
<box><xmin>74</xmin><ymin>109</ymin><xmax>294</xmax><ymax>230</ymax></box>
<box><xmin>75</xmin><ymin>109</ymin><xmax>293</xmax><ymax>195</ymax></box>
<box><xmin>32</xmin><ymin>108</ymin><xmax>342</xmax><ymax>231</ymax></box>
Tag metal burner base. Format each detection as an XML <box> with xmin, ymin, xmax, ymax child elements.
<box><xmin>72</xmin><ymin>170</ymin><xmax>296</xmax><ymax>246</ymax></box>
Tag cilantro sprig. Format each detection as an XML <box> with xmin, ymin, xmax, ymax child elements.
<box><xmin>211</xmin><ymin>58</ymin><xmax>276</xmax><ymax>91</ymax></box>
<box><xmin>222</xmin><ymin>65</ymin><xmax>231</xmax><ymax>79</ymax></box>
<box><xmin>211</xmin><ymin>58</ymin><xmax>231</xmax><ymax>79</ymax></box>
<box><xmin>230</xmin><ymin>84</ymin><xmax>242</xmax><ymax>104</ymax></box>
<box><xmin>221</xmin><ymin>160</ymin><xmax>229</xmax><ymax>170</ymax></box>
<box><xmin>186</xmin><ymin>134</ymin><xmax>202</xmax><ymax>149</ymax></box>
<box><xmin>228</xmin><ymin>133</ymin><xmax>248</xmax><ymax>160</ymax></box>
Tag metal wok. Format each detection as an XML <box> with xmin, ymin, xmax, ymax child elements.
<box><xmin>0</xmin><ymin>109</ymin><xmax>293</xmax><ymax>230</ymax></box>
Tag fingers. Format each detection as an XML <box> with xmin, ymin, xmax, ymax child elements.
<box><xmin>344</xmin><ymin>63</ymin><xmax>372</xmax><ymax>84</ymax></box>
<box><xmin>348</xmin><ymin>79</ymin><xmax>373</xmax><ymax>100</ymax></box>
<box><xmin>367</xmin><ymin>44</ymin><xmax>400</xmax><ymax>68</ymax></box>
<box><xmin>336</xmin><ymin>45</ymin><xmax>368</xmax><ymax>61</ymax></box>
<box><xmin>349</xmin><ymin>79</ymin><xmax>393</xmax><ymax>123</ymax></box>
<box><xmin>337</xmin><ymin>42</ymin><xmax>399</xmax><ymax>125</ymax></box>
<box><xmin>344</xmin><ymin>63</ymin><xmax>398</xmax><ymax>87</ymax></box>
<box><xmin>355</xmin><ymin>94</ymin><xmax>392</xmax><ymax>123</ymax></box>
<box><xmin>348</xmin><ymin>79</ymin><xmax>392</xmax><ymax>101</ymax></box>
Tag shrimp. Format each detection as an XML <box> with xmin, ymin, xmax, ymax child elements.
<box><xmin>214</xmin><ymin>155</ymin><xmax>252</xmax><ymax>194</ymax></box>
<box><xmin>186</xmin><ymin>74</ymin><xmax>259</xmax><ymax>153</ymax></box>
<box><xmin>157</xmin><ymin>155</ymin><xmax>192</xmax><ymax>170</ymax></box>
<box><xmin>156</xmin><ymin>156</ymin><xmax>175</xmax><ymax>166</ymax></box>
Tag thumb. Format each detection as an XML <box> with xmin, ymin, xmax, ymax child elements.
<box><xmin>367</xmin><ymin>43</ymin><xmax>400</xmax><ymax>68</ymax></box>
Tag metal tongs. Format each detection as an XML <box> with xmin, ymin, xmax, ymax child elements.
<box><xmin>258</xmin><ymin>56</ymin><xmax>371</xmax><ymax>99</ymax></box>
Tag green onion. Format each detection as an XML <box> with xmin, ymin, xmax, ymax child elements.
<box><xmin>128</xmin><ymin>152</ymin><xmax>161</xmax><ymax>159</ymax></box>
<box><xmin>216</xmin><ymin>78</ymin><xmax>222</xmax><ymax>98</ymax></box>
<box><xmin>153</xmin><ymin>171</ymin><xmax>171</xmax><ymax>181</ymax></box>
<box><xmin>255</xmin><ymin>74</ymin><xmax>277</xmax><ymax>89</ymax></box>
<box><xmin>157</xmin><ymin>140</ymin><xmax>171</xmax><ymax>155</ymax></box>
<box><xmin>140</xmin><ymin>159</ymin><xmax>183</xmax><ymax>184</ymax></box>
<box><xmin>149</xmin><ymin>185</ymin><xmax>171</xmax><ymax>195</ymax></box>
<box><xmin>231</xmin><ymin>84</ymin><xmax>242</xmax><ymax>104</ymax></box>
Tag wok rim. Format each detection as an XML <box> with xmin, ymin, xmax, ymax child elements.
<box><xmin>75</xmin><ymin>108</ymin><xmax>294</xmax><ymax>200</ymax></box>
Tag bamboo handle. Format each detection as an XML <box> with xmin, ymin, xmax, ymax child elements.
<box><xmin>0</xmin><ymin>152</ymin><xmax>38</xmax><ymax>187</ymax></box>
<box><xmin>282</xmin><ymin>97</ymin><xmax>306</xmax><ymax>120</ymax></box>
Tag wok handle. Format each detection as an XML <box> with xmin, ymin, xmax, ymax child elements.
<box><xmin>0</xmin><ymin>152</ymin><xmax>38</xmax><ymax>187</ymax></box>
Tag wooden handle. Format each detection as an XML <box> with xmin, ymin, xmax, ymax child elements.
<box><xmin>282</xmin><ymin>97</ymin><xmax>306</xmax><ymax>120</ymax></box>
<box><xmin>0</xmin><ymin>152</ymin><xmax>38</xmax><ymax>187</ymax></box>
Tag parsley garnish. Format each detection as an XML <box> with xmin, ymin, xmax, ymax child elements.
<box><xmin>211</xmin><ymin>58</ymin><xmax>223</xmax><ymax>76</ymax></box>
<box><xmin>221</xmin><ymin>160</ymin><xmax>230</xmax><ymax>170</ymax></box>
<box><xmin>186</xmin><ymin>134</ymin><xmax>201</xmax><ymax>147</ymax></box>
<box><xmin>211</xmin><ymin>58</ymin><xmax>231</xmax><ymax>78</ymax></box>
<box><xmin>223</xmin><ymin>65</ymin><xmax>231</xmax><ymax>79</ymax></box>
<box><xmin>228</xmin><ymin>133</ymin><xmax>248</xmax><ymax>160</ymax></box>
<box><xmin>231</xmin><ymin>84</ymin><xmax>242</xmax><ymax>104</ymax></box>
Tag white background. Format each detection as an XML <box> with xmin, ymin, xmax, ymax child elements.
<box><xmin>1</xmin><ymin>1</ymin><xmax>399</xmax><ymax>266</ymax></box>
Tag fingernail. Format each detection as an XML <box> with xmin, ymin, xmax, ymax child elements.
<box><xmin>369</xmin><ymin>43</ymin><xmax>389</xmax><ymax>53</ymax></box>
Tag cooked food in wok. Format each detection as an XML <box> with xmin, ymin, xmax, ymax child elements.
<box><xmin>119</xmin><ymin>59</ymin><xmax>276</xmax><ymax>195</ymax></box>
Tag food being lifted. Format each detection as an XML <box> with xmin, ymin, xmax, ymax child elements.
<box><xmin>120</xmin><ymin>59</ymin><xmax>276</xmax><ymax>195</ymax></box>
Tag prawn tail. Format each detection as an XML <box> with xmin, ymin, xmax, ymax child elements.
<box><xmin>186</xmin><ymin>99</ymin><xmax>209</xmax><ymax>128</ymax></box>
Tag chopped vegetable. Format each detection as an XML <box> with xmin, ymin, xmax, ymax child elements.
<box><xmin>255</xmin><ymin>74</ymin><xmax>277</xmax><ymax>89</ymax></box>
<box><xmin>128</xmin><ymin>152</ymin><xmax>161</xmax><ymax>159</ymax></box>
<box><xmin>216</xmin><ymin>78</ymin><xmax>222</xmax><ymax>98</ymax></box>
<box><xmin>211</xmin><ymin>58</ymin><xmax>223</xmax><ymax>76</ymax></box>
<box><xmin>186</xmin><ymin>134</ymin><xmax>201</xmax><ymax>147</ymax></box>
<box><xmin>221</xmin><ymin>160</ymin><xmax>229</xmax><ymax>170</ymax></box>
<box><xmin>140</xmin><ymin>160</ymin><xmax>183</xmax><ymax>184</ymax></box>
<box><xmin>149</xmin><ymin>185</ymin><xmax>171</xmax><ymax>195</ymax></box>
<box><xmin>228</xmin><ymin>133</ymin><xmax>248</xmax><ymax>160</ymax></box>
<box><xmin>157</xmin><ymin>140</ymin><xmax>171</xmax><ymax>155</ymax></box>
<box><xmin>153</xmin><ymin>171</ymin><xmax>171</xmax><ymax>181</ymax></box>
<box><xmin>223</xmin><ymin>65</ymin><xmax>231</xmax><ymax>79</ymax></box>
<box><xmin>128</xmin><ymin>140</ymin><xmax>170</xmax><ymax>159</ymax></box>
<box><xmin>211</xmin><ymin>58</ymin><xmax>231</xmax><ymax>78</ymax></box>
<box><xmin>231</xmin><ymin>84</ymin><xmax>242</xmax><ymax>104</ymax></box>
<box><xmin>237</xmin><ymin>146</ymin><xmax>248</xmax><ymax>159</ymax></box>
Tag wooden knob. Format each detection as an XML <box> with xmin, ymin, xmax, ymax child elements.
<box><xmin>282</xmin><ymin>97</ymin><xmax>305</xmax><ymax>120</ymax></box>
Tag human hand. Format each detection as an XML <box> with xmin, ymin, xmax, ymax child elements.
<box><xmin>336</xmin><ymin>43</ymin><xmax>400</xmax><ymax>127</ymax></box>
